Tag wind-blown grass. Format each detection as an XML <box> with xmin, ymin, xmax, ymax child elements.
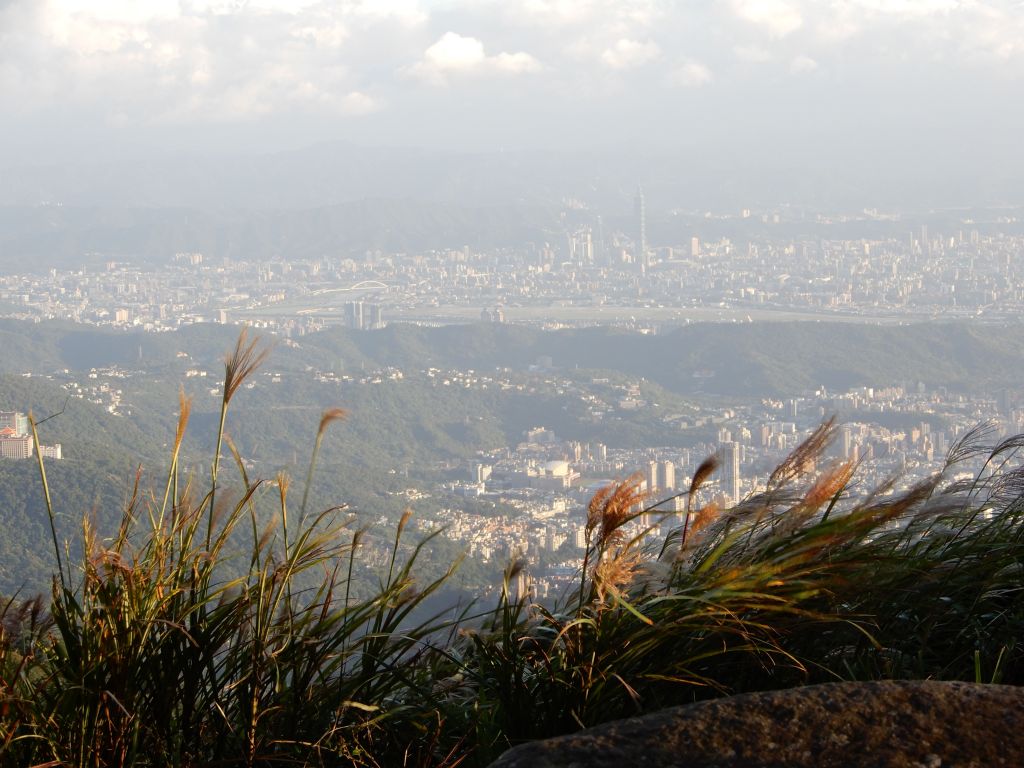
<box><xmin>435</xmin><ymin>419</ymin><xmax>1024</xmax><ymax>763</ymax></box>
<box><xmin>3</xmin><ymin>334</ymin><xmax>1024</xmax><ymax>767</ymax></box>
<box><xmin>1</xmin><ymin>333</ymin><xmax>462</xmax><ymax>767</ymax></box>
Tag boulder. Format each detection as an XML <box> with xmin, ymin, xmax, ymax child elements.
<box><xmin>489</xmin><ymin>680</ymin><xmax>1024</xmax><ymax>768</ymax></box>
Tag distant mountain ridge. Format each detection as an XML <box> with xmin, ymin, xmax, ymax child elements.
<box><xmin>0</xmin><ymin>200</ymin><xmax>561</xmax><ymax>270</ymax></box>
<box><xmin>3</xmin><ymin>318</ymin><xmax>1024</xmax><ymax>397</ymax></box>
<box><xmin>5</xmin><ymin>142</ymin><xmax>1021</xmax><ymax>212</ymax></box>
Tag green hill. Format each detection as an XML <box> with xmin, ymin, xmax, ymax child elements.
<box><xmin>6</xmin><ymin>318</ymin><xmax>1024</xmax><ymax>398</ymax></box>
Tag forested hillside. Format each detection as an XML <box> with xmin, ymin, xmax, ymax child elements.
<box><xmin>5</xmin><ymin>318</ymin><xmax>1024</xmax><ymax>396</ymax></box>
<box><xmin>3</xmin><ymin>317</ymin><xmax>1024</xmax><ymax>595</ymax></box>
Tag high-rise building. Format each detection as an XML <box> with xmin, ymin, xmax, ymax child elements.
<box><xmin>659</xmin><ymin>460</ymin><xmax>676</xmax><ymax>492</ymax></box>
<box><xmin>722</xmin><ymin>441</ymin><xmax>741</xmax><ymax>504</ymax></box>
<box><xmin>366</xmin><ymin>303</ymin><xmax>384</xmax><ymax>329</ymax></box>
<box><xmin>571</xmin><ymin>228</ymin><xmax>593</xmax><ymax>264</ymax></box>
<box><xmin>344</xmin><ymin>300</ymin><xmax>364</xmax><ymax>330</ymax></box>
<box><xmin>646</xmin><ymin>460</ymin><xmax>659</xmax><ymax>495</ymax></box>
<box><xmin>634</xmin><ymin>186</ymin><xmax>647</xmax><ymax>268</ymax></box>
<box><xmin>0</xmin><ymin>431</ymin><xmax>33</xmax><ymax>459</ymax></box>
<box><xmin>345</xmin><ymin>301</ymin><xmax>384</xmax><ymax>330</ymax></box>
<box><xmin>0</xmin><ymin>411</ymin><xmax>28</xmax><ymax>435</ymax></box>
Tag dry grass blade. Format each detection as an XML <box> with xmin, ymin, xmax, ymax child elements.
<box><xmin>396</xmin><ymin>507</ymin><xmax>413</xmax><ymax>539</ymax></box>
<box><xmin>223</xmin><ymin>327</ymin><xmax>270</xmax><ymax>404</ymax></box>
<box><xmin>688</xmin><ymin>502</ymin><xmax>721</xmax><ymax>540</ymax></box>
<box><xmin>689</xmin><ymin>456</ymin><xmax>720</xmax><ymax>501</ymax></box>
<box><xmin>592</xmin><ymin>473</ymin><xmax>647</xmax><ymax>552</ymax></box>
<box><xmin>587</xmin><ymin>484</ymin><xmax>616</xmax><ymax>534</ymax></box>
<box><xmin>318</xmin><ymin>408</ymin><xmax>348</xmax><ymax>437</ymax></box>
<box><xmin>174</xmin><ymin>387</ymin><xmax>192</xmax><ymax>453</ymax></box>
<box><xmin>300</xmin><ymin>407</ymin><xmax>349</xmax><ymax>522</ymax></box>
<box><xmin>593</xmin><ymin>550</ymin><xmax>643</xmax><ymax>604</ymax></box>
<box><xmin>680</xmin><ymin>456</ymin><xmax>721</xmax><ymax>546</ymax></box>
<box><xmin>768</xmin><ymin>416</ymin><xmax>837</xmax><ymax>489</ymax></box>
<box><xmin>945</xmin><ymin>420</ymin><xmax>998</xmax><ymax>465</ymax></box>
<box><xmin>803</xmin><ymin>460</ymin><xmax>856</xmax><ymax>510</ymax></box>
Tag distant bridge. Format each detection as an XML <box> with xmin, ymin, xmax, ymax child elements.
<box><xmin>309</xmin><ymin>280</ymin><xmax>389</xmax><ymax>296</ymax></box>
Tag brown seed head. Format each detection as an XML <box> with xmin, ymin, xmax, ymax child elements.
<box><xmin>223</xmin><ymin>328</ymin><xmax>270</xmax><ymax>403</ymax></box>
<box><xmin>690</xmin><ymin>455</ymin><xmax>720</xmax><ymax>498</ymax></box>
<box><xmin>318</xmin><ymin>407</ymin><xmax>348</xmax><ymax>438</ymax></box>
<box><xmin>804</xmin><ymin>460</ymin><xmax>856</xmax><ymax>509</ymax></box>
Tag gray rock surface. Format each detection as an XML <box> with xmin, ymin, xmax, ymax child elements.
<box><xmin>489</xmin><ymin>680</ymin><xmax>1024</xmax><ymax>768</ymax></box>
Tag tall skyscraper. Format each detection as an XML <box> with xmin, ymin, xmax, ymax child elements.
<box><xmin>634</xmin><ymin>186</ymin><xmax>647</xmax><ymax>267</ymax></box>
<box><xmin>345</xmin><ymin>301</ymin><xmax>384</xmax><ymax>330</ymax></box>
<box><xmin>723</xmin><ymin>441</ymin><xmax>741</xmax><ymax>504</ymax></box>
<box><xmin>596</xmin><ymin>215</ymin><xmax>607</xmax><ymax>264</ymax></box>
<box><xmin>366</xmin><ymin>303</ymin><xmax>384</xmax><ymax>329</ymax></box>
<box><xmin>646</xmin><ymin>460</ymin><xmax>659</xmax><ymax>495</ymax></box>
<box><xmin>842</xmin><ymin>427</ymin><xmax>854</xmax><ymax>460</ymax></box>
<box><xmin>659</xmin><ymin>460</ymin><xmax>676</xmax><ymax>492</ymax></box>
<box><xmin>571</xmin><ymin>228</ymin><xmax>593</xmax><ymax>264</ymax></box>
<box><xmin>344</xmin><ymin>300</ymin><xmax>364</xmax><ymax>330</ymax></box>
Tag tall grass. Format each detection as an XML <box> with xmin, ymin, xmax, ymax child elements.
<box><xmin>437</xmin><ymin>419</ymin><xmax>1024</xmax><ymax>763</ymax></box>
<box><xmin>1</xmin><ymin>332</ymin><xmax>461</xmax><ymax>767</ymax></box>
<box><xmin>3</xmin><ymin>334</ymin><xmax>1024</xmax><ymax>767</ymax></box>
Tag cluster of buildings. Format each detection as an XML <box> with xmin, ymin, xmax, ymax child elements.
<box><xmin>2</xmin><ymin>198</ymin><xmax>1021</xmax><ymax>596</ymax></box>
<box><xmin>407</xmin><ymin>372</ymin><xmax>1015</xmax><ymax>600</ymax></box>
<box><xmin>0</xmin><ymin>410</ymin><xmax>61</xmax><ymax>460</ymax></box>
<box><xmin>2</xmin><ymin>209</ymin><xmax>1023</xmax><ymax>332</ymax></box>
<box><xmin>6</xmin><ymin>336</ymin><xmax>1018</xmax><ymax>599</ymax></box>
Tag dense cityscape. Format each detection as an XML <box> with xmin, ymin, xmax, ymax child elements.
<box><xmin>2</xmin><ymin>199</ymin><xmax>1023</xmax><ymax>333</ymax></box>
<box><xmin>3</xmin><ymin>198</ymin><xmax>1022</xmax><ymax>600</ymax></box>
<box><xmin>5</xmin><ymin>331</ymin><xmax>1015</xmax><ymax>600</ymax></box>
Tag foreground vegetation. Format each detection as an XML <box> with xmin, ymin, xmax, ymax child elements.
<box><xmin>3</xmin><ymin>332</ymin><xmax>1024</xmax><ymax>766</ymax></box>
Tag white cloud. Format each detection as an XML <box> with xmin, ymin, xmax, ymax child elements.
<box><xmin>409</xmin><ymin>32</ymin><xmax>542</xmax><ymax>83</ymax></box>
<box><xmin>840</xmin><ymin>0</ymin><xmax>959</xmax><ymax>17</ymax></box>
<box><xmin>290</xmin><ymin>22</ymin><xmax>349</xmax><ymax>48</ymax></box>
<box><xmin>493</xmin><ymin>51</ymin><xmax>544</xmax><ymax>74</ymax></box>
<box><xmin>422</xmin><ymin>32</ymin><xmax>486</xmax><ymax>71</ymax></box>
<box><xmin>340</xmin><ymin>89</ymin><xmax>381</xmax><ymax>114</ymax></box>
<box><xmin>3</xmin><ymin>0</ymin><xmax>1024</xmax><ymax>148</ymax></box>
<box><xmin>186</xmin><ymin>0</ymin><xmax>322</xmax><ymax>15</ymax></box>
<box><xmin>600</xmin><ymin>38</ymin><xmax>660</xmax><ymax>69</ymax></box>
<box><xmin>789</xmin><ymin>54</ymin><xmax>818</xmax><ymax>73</ymax></box>
<box><xmin>733</xmin><ymin>44</ymin><xmax>772</xmax><ymax>63</ymax></box>
<box><xmin>345</xmin><ymin>0</ymin><xmax>426</xmax><ymax>25</ymax></box>
<box><xmin>671</xmin><ymin>60</ymin><xmax>713</xmax><ymax>86</ymax></box>
<box><xmin>49</xmin><ymin>0</ymin><xmax>180</xmax><ymax>24</ymax></box>
<box><xmin>517</xmin><ymin>0</ymin><xmax>596</xmax><ymax>24</ymax></box>
<box><xmin>731</xmin><ymin>0</ymin><xmax>803</xmax><ymax>37</ymax></box>
<box><xmin>514</xmin><ymin>0</ymin><xmax>660</xmax><ymax>28</ymax></box>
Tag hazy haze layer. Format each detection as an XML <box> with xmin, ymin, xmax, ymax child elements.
<box><xmin>1</xmin><ymin>1</ymin><xmax>1022</xmax><ymax>206</ymax></box>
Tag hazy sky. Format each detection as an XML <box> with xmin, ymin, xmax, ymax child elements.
<box><xmin>1</xmin><ymin>0</ymin><xmax>1022</xmax><ymax>170</ymax></box>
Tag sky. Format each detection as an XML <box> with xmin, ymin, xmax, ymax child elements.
<box><xmin>1</xmin><ymin>0</ymin><xmax>1022</xmax><ymax>190</ymax></box>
